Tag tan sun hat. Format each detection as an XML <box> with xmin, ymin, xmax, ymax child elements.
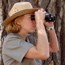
<box><xmin>2</xmin><ymin>2</ymin><xmax>38</xmax><ymax>27</ymax></box>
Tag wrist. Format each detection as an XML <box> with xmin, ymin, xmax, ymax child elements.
<box><xmin>36</xmin><ymin>21</ymin><xmax>44</xmax><ymax>29</ymax></box>
<box><xmin>46</xmin><ymin>26</ymin><xmax>55</xmax><ymax>31</ymax></box>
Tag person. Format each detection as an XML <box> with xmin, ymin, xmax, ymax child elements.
<box><xmin>2</xmin><ymin>2</ymin><xmax>59</xmax><ymax>65</ymax></box>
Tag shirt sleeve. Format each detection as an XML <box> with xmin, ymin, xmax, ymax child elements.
<box><xmin>4</xmin><ymin>37</ymin><xmax>34</xmax><ymax>63</ymax></box>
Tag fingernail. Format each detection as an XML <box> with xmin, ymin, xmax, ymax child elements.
<box><xmin>43</xmin><ymin>11</ymin><xmax>46</xmax><ymax>14</ymax></box>
<box><xmin>41</xmin><ymin>8</ymin><xmax>44</xmax><ymax>11</ymax></box>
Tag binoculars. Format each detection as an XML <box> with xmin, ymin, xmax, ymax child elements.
<box><xmin>31</xmin><ymin>13</ymin><xmax>55</xmax><ymax>22</ymax></box>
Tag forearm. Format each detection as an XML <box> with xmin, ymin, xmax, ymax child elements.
<box><xmin>48</xmin><ymin>29</ymin><xmax>59</xmax><ymax>52</ymax></box>
<box><xmin>36</xmin><ymin>24</ymin><xmax>49</xmax><ymax>55</ymax></box>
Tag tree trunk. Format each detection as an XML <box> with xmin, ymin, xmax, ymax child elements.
<box><xmin>1</xmin><ymin>0</ymin><xmax>61</xmax><ymax>65</ymax></box>
<box><xmin>60</xmin><ymin>0</ymin><xmax>65</xmax><ymax>65</ymax></box>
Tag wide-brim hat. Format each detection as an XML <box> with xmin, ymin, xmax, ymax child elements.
<box><xmin>2</xmin><ymin>2</ymin><xmax>38</xmax><ymax>27</ymax></box>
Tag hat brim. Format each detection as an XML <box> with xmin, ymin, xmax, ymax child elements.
<box><xmin>2</xmin><ymin>8</ymin><xmax>38</xmax><ymax>27</ymax></box>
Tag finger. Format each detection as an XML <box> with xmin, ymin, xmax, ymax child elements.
<box><xmin>40</xmin><ymin>8</ymin><xmax>44</xmax><ymax>12</ymax></box>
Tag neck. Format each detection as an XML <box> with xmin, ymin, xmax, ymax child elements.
<box><xmin>18</xmin><ymin>30</ymin><xmax>28</xmax><ymax>40</ymax></box>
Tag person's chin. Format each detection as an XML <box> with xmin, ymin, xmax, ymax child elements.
<box><xmin>29</xmin><ymin>29</ymin><xmax>35</xmax><ymax>33</ymax></box>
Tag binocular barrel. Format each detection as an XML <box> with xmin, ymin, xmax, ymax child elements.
<box><xmin>31</xmin><ymin>13</ymin><xmax>55</xmax><ymax>22</ymax></box>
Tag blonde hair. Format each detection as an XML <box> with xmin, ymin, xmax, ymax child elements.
<box><xmin>5</xmin><ymin>15</ymin><xmax>27</xmax><ymax>33</ymax></box>
<box><xmin>5</xmin><ymin>21</ymin><xmax>21</xmax><ymax>33</ymax></box>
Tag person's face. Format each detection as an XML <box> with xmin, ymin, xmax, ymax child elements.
<box><xmin>15</xmin><ymin>14</ymin><xmax>36</xmax><ymax>33</ymax></box>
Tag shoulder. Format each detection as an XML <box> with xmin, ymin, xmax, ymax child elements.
<box><xmin>4</xmin><ymin>33</ymin><xmax>22</xmax><ymax>41</ymax></box>
<box><xmin>3</xmin><ymin>33</ymin><xmax>22</xmax><ymax>49</ymax></box>
<box><xmin>3</xmin><ymin>33</ymin><xmax>34</xmax><ymax>49</ymax></box>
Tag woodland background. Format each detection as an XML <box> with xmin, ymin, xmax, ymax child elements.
<box><xmin>0</xmin><ymin>0</ymin><xmax>65</xmax><ymax>65</ymax></box>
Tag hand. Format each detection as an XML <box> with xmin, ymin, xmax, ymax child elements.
<box><xmin>35</xmin><ymin>8</ymin><xmax>46</xmax><ymax>24</ymax></box>
<box><xmin>44</xmin><ymin>22</ymin><xmax>54</xmax><ymax>28</ymax></box>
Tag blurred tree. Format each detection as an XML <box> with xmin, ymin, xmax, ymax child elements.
<box><xmin>60</xmin><ymin>0</ymin><xmax>65</xmax><ymax>65</ymax></box>
<box><xmin>1</xmin><ymin>0</ymin><xmax>62</xmax><ymax>65</ymax></box>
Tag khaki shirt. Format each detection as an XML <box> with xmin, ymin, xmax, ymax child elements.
<box><xmin>2</xmin><ymin>33</ymin><xmax>42</xmax><ymax>65</ymax></box>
